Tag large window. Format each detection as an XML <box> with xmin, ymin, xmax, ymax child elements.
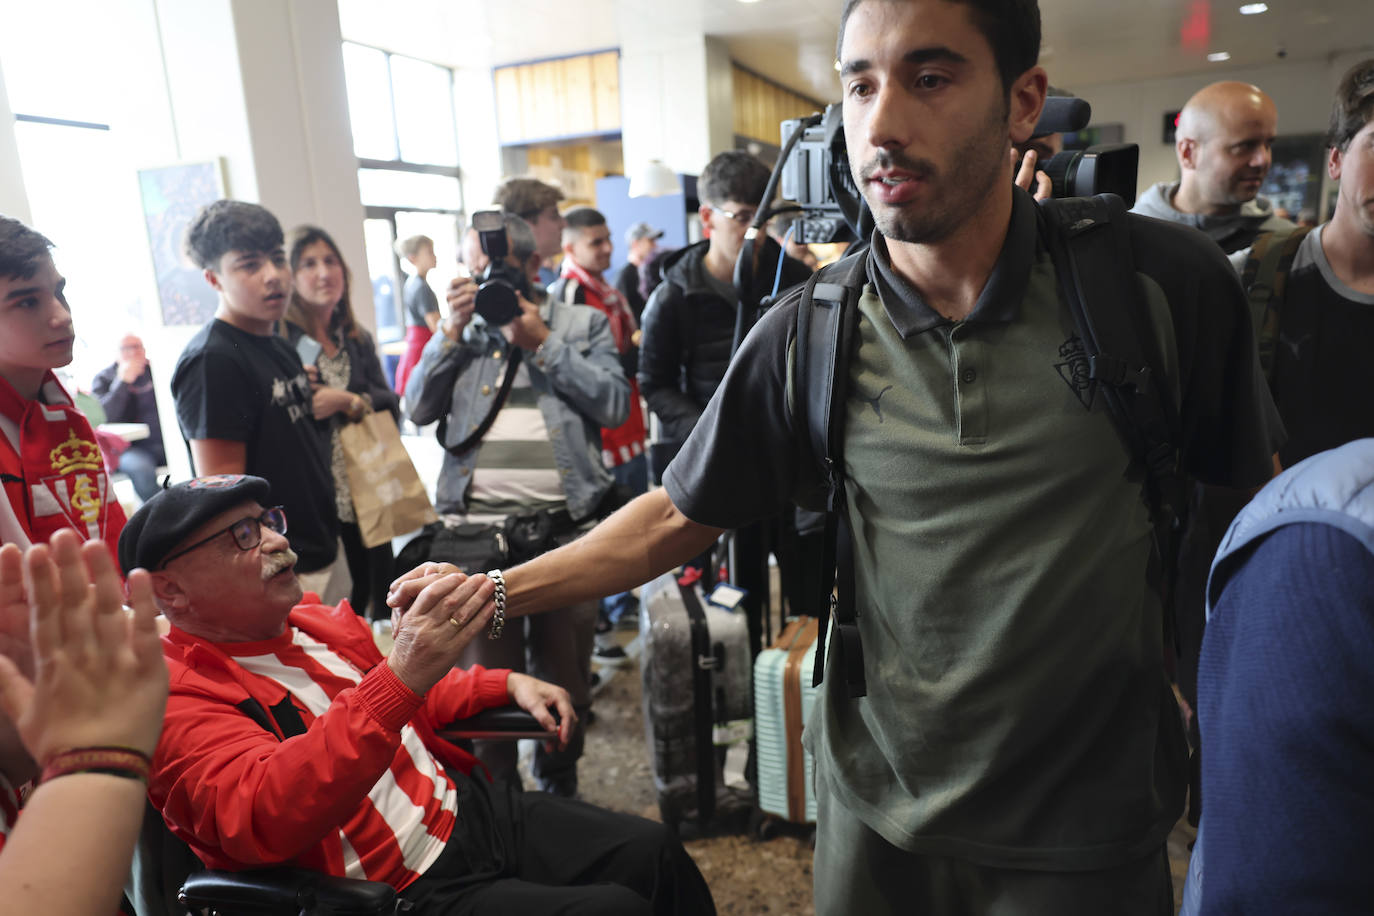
<box><xmin>342</xmin><ymin>42</ymin><xmax>463</xmax><ymax>347</ymax></box>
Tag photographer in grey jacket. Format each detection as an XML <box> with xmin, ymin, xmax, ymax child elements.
<box><xmin>405</xmin><ymin>213</ymin><xmax>629</xmax><ymax>797</ymax></box>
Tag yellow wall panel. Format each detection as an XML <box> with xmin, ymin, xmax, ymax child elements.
<box><xmin>732</xmin><ymin>64</ymin><xmax>825</xmax><ymax>144</ymax></box>
<box><xmin>494</xmin><ymin>51</ymin><xmax>622</xmax><ymax>144</ymax></box>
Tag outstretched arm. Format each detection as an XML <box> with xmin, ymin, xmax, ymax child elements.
<box><xmin>0</xmin><ymin>531</ymin><xmax>168</xmax><ymax>916</ymax></box>
<box><xmin>389</xmin><ymin>488</ymin><xmax>723</xmax><ymax>620</ymax></box>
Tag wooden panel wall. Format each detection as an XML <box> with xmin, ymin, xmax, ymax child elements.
<box><xmin>732</xmin><ymin>65</ymin><xmax>826</xmax><ymax>145</ymax></box>
<box><xmin>493</xmin><ymin>51</ymin><xmax>621</xmax><ymax>144</ymax></box>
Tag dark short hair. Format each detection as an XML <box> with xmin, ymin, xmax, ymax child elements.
<box><xmin>837</xmin><ymin>0</ymin><xmax>1041</xmax><ymax>94</ymax></box>
<box><xmin>698</xmin><ymin>151</ymin><xmax>771</xmax><ymax>208</ymax></box>
<box><xmin>0</xmin><ymin>216</ymin><xmax>54</xmax><ymax>281</ymax></box>
<box><xmin>183</xmin><ymin>200</ymin><xmax>284</xmax><ymax>270</ymax></box>
<box><xmin>1328</xmin><ymin>59</ymin><xmax>1374</xmax><ymax>152</ymax></box>
<box><xmin>492</xmin><ymin>178</ymin><xmax>564</xmax><ymax>221</ymax></box>
<box><xmin>563</xmin><ymin>207</ymin><xmax>606</xmax><ymax>231</ymax></box>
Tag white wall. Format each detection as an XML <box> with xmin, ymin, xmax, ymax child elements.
<box><xmin>1073</xmin><ymin>48</ymin><xmax>1374</xmax><ymax>196</ymax></box>
<box><xmin>620</xmin><ymin>33</ymin><xmax>735</xmax><ymax>178</ymax></box>
<box><xmin>0</xmin><ymin>59</ymin><xmax>31</xmax><ymax>223</ymax></box>
<box><xmin>453</xmin><ymin>66</ymin><xmax>504</xmax><ymax>211</ymax></box>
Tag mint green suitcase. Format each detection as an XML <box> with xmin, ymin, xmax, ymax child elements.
<box><xmin>753</xmin><ymin>617</ymin><xmax>820</xmax><ymax>824</ymax></box>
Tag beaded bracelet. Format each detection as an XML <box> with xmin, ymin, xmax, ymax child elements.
<box><xmin>41</xmin><ymin>746</ymin><xmax>151</xmax><ymax>785</ymax></box>
<box><xmin>487</xmin><ymin>568</ymin><xmax>506</xmax><ymax>640</ymax></box>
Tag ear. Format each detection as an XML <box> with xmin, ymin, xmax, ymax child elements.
<box><xmin>150</xmin><ymin>570</ymin><xmax>190</xmax><ymax>615</ymax></box>
<box><xmin>698</xmin><ymin>205</ymin><xmax>714</xmax><ymax>237</ymax></box>
<box><xmin>204</xmin><ymin>267</ymin><xmax>223</xmax><ymax>292</ymax></box>
<box><xmin>1177</xmin><ymin>137</ymin><xmax>1198</xmax><ymax>171</ymax></box>
<box><xmin>1329</xmin><ymin>144</ymin><xmax>1344</xmax><ymax>181</ymax></box>
<box><xmin>1007</xmin><ymin>66</ymin><xmax>1048</xmax><ymax>146</ymax></box>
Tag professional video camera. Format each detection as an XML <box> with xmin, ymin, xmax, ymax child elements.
<box><xmin>470</xmin><ymin>209</ymin><xmax>534</xmax><ymax>326</ymax></box>
<box><xmin>774</xmin><ymin>95</ymin><xmax>1140</xmax><ymax>244</ymax></box>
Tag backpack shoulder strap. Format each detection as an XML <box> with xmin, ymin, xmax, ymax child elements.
<box><xmin>793</xmin><ymin>248</ymin><xmax>869</xmax><ymax>698</ymax></box>
<box><xmin>1039</xmin><ymin>193</ymin><xmax>1187</xmax><ymax>594</ymax></box>
<box><xmin>1241</xmin><ymin>226</ymin><xmax>1312</xmax><ymax>379</ymax></box>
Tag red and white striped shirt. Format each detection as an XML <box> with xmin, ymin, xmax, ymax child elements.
<box><xmin>227</xmin><ymin>629</ymin><xmax>456</xmax><ymax>886</ymax></box>
<box><xmin>0</xmin><ymin>771</ymin><xmax>23</xmax><ymax>854</ymax></box>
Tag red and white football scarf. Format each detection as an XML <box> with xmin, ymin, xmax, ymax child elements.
<box><xmin>0</xmin><ymin>372</ymin><xmax>126</xmax><ymax>567</ymax></box>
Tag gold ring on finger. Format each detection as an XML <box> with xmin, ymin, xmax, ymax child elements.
<box><xmin>448</xmin><ymin>616</ymin><xmax>461</xmax><ymax>627</ymax></box>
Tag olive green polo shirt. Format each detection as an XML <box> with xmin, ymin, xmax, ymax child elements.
<box><xmin>664</xmin><ymin>189</ymin><xmax>1281</xmax><ymax>870</ymax></box>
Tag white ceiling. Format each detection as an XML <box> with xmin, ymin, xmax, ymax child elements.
<box><xmin>338</xmin><ymin>0</ymin><xmax>1374</xmax><ymax>102</ymax></box>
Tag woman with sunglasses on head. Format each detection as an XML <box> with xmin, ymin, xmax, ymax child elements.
<box><xmin>283</xmin><ymin>226</ymin><xmax>399</xmax><ymax>620</ymax></box>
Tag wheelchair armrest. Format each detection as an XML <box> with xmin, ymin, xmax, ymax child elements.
<box><xmin>179</xmin><ymin>867</ymin><xmax>398</xmax><ymax>916</ymax></box>
<box><xmin>440</xmin><ymin>707</ymin><xmax>558</xmax><ymax>742</ymax></box>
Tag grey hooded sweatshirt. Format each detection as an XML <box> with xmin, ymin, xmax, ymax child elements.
<box><xmin>1132</xmin><ymin>181</ymin><xmax>1295</xmax><ymax>256</ymax></box>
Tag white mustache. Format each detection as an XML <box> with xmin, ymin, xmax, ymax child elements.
<box><xmin>261</xmin><ymin>550</ymin><xmax>298</xmax><ymax>581</ymax></box>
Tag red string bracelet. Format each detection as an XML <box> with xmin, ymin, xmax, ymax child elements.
<box><xmin>40</xmin><ymin>746</ymin><xmax>152</xmax><ymax>785</ymax></box>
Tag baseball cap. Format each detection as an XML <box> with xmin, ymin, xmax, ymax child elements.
<box><xmin>625</xmin><ymin>222</ymin><xmax>664</xmax><ymax>245</ymax></box>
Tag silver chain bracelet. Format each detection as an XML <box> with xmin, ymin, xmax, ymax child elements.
<box><xmin>486</xmin><ymin>568</ymin><xmax>506</xmax><ymax>639</ymax></box>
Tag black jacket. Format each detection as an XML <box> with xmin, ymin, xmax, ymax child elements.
<box><xmin>282</xmin><ymin>323</ymin><xmax>401</xmax><ymax>421</ymax></box>
<box><xmin>637</xmin><ymin>239</ymin><xmax>812</xmax><ymax>447</ymax></box>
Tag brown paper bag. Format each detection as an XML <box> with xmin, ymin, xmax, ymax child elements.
<box><xmin>339</xmin><ymin>411</ymin><xmax>438</xmax><ymax>548</ymax></box>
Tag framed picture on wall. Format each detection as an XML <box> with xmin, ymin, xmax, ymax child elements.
<box><xmin>137</xmin><ymin>160</ymin><xmax>225</xmax><ymax>326</ymax></box>
<box><xmin>1260</xmin><ymin>134</ymin><xmax>1326</xmax><ymax>222</ymax></box>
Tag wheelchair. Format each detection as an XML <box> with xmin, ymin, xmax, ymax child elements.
<box><xmin>149</xmin><ymin>707</ymin><xmax>551</xmax><ymax>916</ymax></box>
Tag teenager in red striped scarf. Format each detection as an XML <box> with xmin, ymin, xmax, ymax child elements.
<box><xmin>548</xmin><ymin>208</ymin><xmax>649</xmax><ymax>659</ymax></box>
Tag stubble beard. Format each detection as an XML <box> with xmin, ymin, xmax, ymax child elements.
<box><xmin>856</xmin><ymin>100</ymin><xmax>1012</xmax><ymax>245</ymax></box>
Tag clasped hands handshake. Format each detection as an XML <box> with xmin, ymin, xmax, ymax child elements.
<box><xmin>386</xmin><ymin>563</ymin><xmax>575</xmax><ymax>752</ymax></box>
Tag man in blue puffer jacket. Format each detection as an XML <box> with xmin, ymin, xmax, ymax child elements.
<box><xmin>1182</xmin><ymin>438</ymin><xmax>1374</xmax><ymax>914</ymax></box>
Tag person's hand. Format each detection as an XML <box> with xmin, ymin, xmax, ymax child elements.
<box><xmin>0</xmin><ymin>530</ymin><xmax>168</xmax><ymax>762</ymax></box>
<box><xmin>1012</xmin><ymin>148</ymin><xmax>1053</xmax><ymax>201</ymax></box>
<box><xmin>0</xmin><ymin>546</ymin><xmax>34</xmax><ymax>684</ymax></box>
<box><xmin>117</xmin><ymin>351</ymin><xmax>147</xmax><ymax>385</ymax></box>
<box><xmin>500</xmin><ymin>294</ymin><xmax>550</xmax><ymax>352</ymax></box>
<box><xmin>385</xmin><ymin>571</ymin><xmax>494</xmax><ymax>695</ymax></box>
<box><xmin>506</xmin><ymin>672</ymin><xmax>575</xmax><ymax>752</ymax></box>
<box><xmin>387</xmin><ymin>560</ymin><xmax>464</xmax><ymax>625</ymax></box>
<box><xmin>444</xmin><ymin>278</ymin><xmax>478</xmax><ymax>340</ymax></box>
<box><xmin>311</xmin><ymin>386</ymin><xmax>355</xmax><ymax>421</ymax></box>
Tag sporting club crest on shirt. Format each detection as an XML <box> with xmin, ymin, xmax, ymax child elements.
<box><xmin>1055</xmin><ymin>335</ymin><xmax>1094</xmax><ymax>410</ymax></box>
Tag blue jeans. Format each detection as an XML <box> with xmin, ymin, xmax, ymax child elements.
<box><xmin>602</xmin><ymin>455</ymin><xmax>648</xmax><ymax>625</ymax></box>
<box><xmin>118</xmin><ymin>447</ymin><xmax>162</xmax><ymax>502</ymax></box>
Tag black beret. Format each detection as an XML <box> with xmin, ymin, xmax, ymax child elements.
<box><xmin>118</xmin><ymin>475</ymin><xmax>273</xmax><ymax>574</ymax></box>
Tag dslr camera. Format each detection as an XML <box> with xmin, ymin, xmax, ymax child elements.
<box><xmin>470</xmin><ymin>209</ymin><xmax>534</xmax><ymax>326</ymax></box>
<box><xmin>776</xmin><ymin>96</ymin><xmax>1139</xmax><ymax>244</ymax></box>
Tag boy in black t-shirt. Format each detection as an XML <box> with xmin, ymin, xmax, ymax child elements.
<box><xmin>171</xmin><ymin>201</ymin><xmax>342</xmax><ymax>594</ymax></box>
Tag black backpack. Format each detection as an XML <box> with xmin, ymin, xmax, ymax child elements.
<box><xmin>792</xmin><ymin>194</ymin><xmax>1186</xmax><ymax>697</ymax></box>
<box><xmin>1240</xmin><ymin>225</ymin><xmax>1313</xmax><ymax>380</ymax></box>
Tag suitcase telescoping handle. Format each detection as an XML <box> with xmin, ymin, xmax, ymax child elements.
<box><xmin>680</xmin><ymin>580</ymin><xmax>718</xmax><ymax>825</ymax></box>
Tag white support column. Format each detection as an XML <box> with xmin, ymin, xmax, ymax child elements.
<box><xmin>453</xmin><ymin>65</ymin><xmax>504</xmax><ymax>213</ymax></box>
<box><xmin>155</xmin><ymin>0</ymin><xmax>371</xmax><ymax>329</ymax></box>
<box><xmin>619</xmin><ymin>33</ymin><xmax>735</xmax><ymax>180</ymax></box>
<box><xmin>0</xmin><ymin>58</ymin><xmax>32</xmax><ymax>223</ymax></box>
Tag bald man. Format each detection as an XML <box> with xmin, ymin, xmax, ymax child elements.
<box><xmin>1133</xmin><ymin>81</ymin><xmax>1294</xmax><ymax>254</ymax></box>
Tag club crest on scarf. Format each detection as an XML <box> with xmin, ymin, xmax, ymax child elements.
<box><xmin>38</xmin><ymin>427</ymin><xmax>108</xmax><ymax>534</ymax></box>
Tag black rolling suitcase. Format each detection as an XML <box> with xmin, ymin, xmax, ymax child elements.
<box><xmin>638</xmin><ymin>569</ymin><xmax>752</xmax><ymax>830</ymax></box>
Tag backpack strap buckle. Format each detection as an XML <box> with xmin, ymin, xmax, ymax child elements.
<box><xmin>1089</xmin><ymin>353</ymin><xmax>1152</xmax><ymax>393</ymax></box>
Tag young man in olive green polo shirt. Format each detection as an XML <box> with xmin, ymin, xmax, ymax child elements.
<box><xmin>389</xmin><ymin>1</ymin><xmax>1283</xmax><ymax>911</ymax></box>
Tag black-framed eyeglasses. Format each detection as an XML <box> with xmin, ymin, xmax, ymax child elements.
<box><xmin>714</xmin><ymin>207</ymin><xmax>757</xmax><ymax>225</ymax></box>
<box><xmin>159</xmin><ymin>507</ymin><xmax>288</xmax><ymax>569</ymax></box>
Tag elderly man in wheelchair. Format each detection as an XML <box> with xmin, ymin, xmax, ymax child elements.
<box><xmin>118</xmin><ymin>475</ymin><xmax>714</xmax><ymax>916</ymax></box>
